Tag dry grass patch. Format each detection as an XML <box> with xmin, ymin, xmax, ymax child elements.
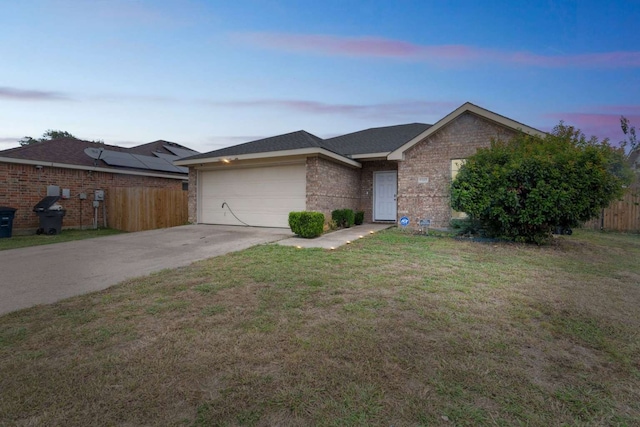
<box><xmin>1</xmin><ymin>229</ymin><xmax>639</xmax><ymax>426</ymax></box>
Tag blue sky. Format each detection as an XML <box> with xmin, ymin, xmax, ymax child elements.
<box><xmin>1</xmin><ymin>0</ymin><xmax>639</xmax><ymax>153</ymax></box>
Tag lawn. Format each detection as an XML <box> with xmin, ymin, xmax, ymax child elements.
<box><xmin>0</xmin><ymin>228</ymin><xmax>123</xmax><ymax>251</ymax></box>
<box><xmin>1</xmin><ymin>229</ymin><xmax>638</xmax><ymax>426</ymax></box>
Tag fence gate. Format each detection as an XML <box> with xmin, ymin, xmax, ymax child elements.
<box><xmin>107</xmin><ymin>187</ymin><xmax>188</xmax><ymax>232</ymax></box>
<box><xmin>583</xmin><ymin>186</ymin><xmax>640</xmax><ymax>232</ymax></box>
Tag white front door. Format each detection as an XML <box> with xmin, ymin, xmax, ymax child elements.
<box><xmin>374</xmin><ymin>171</ymin><xmax>397</xmax><ymax>221</ymax></box>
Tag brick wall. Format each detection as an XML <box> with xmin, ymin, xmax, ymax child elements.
<box><xmin>306</xmin><ymin>156</ymin><xmax>361</xmax><ymax>222</ymax></box>
<box><xmin>398</xmin><ymin>112</ymin><xmax>518</xmax><ymax>229</ymax></box>
<box><xmin>0</xmin><ymin>162</ymin><xmax>183</xmax><ymax>233</ymax></box>
<box><xmin>359</xmin><ymin>160</ymin><xmax>398</xmax><ymax>223</ymax></box>
<box><xmin>188</xmin><ymin>167</ymin><xmax>198</xmax><ymax>224</ymax></box>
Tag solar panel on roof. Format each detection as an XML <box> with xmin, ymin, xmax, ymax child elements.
<box><xmin>163</xmin><ymin>145</ymin><xmax>198</xmax><ymax>158</ymax></box>
<box><xmin>152</xmin><ymin>152</ymin><xmax>180</xmax><ymax>161</ymax></box>
<box><xmin>151</xmin><ymin>153</ymin><xmax>189</xmax><ymax>172</ymax></box>
<box><xmin>131</xmin><ymin>154</ymin><xmax>183</xmax><ymax>173</ymax></box>
<box><xmin>100</xmin><ymin>150</ymin><xmax>186</xmax><ymax>174</ymax></box>
<box><xmin>101</xmin><ymin>151</ymin><xmax>147</xmax><ymax>169</ymax></box>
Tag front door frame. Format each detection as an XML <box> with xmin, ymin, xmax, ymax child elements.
<box><xmin>373</xmin><ymin>170</ymin><xmax>397</xmax><ymax>221</ymax></box>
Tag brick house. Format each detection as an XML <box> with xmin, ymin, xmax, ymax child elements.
<box><xmin>0</xmin><ymin>139</ymin><xmax>196</xmax><ymax>233</ymax></box>
<box><xmin>176</xmin><ymin>102</ymin><xmax>544</xmax><ymax>229</ymax></box>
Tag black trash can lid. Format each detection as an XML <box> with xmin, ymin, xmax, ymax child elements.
<box><xmin>33</xmin><ymin>196</ymin><xmax>60</xmax><ymax>212</ymax></box>
<box><xmin>0</xmin><ymin>206</ymin><xmax>17</xmax><ymax>213</ymax></box>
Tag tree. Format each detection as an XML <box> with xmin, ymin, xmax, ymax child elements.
<box><xmin>19</xmin><ymin>129</ymin><xmax>78</xmax><ymax>146</ymax></box>
<box><xmin>451</xmin><ymin>123</ymin><xmax>632</xmax><ymax>244</ymax></box>
<box><xmin>18</xmin><ymin>130</ymin><xmax>103</xmax><ymax>146</ymax></box>
<box><xmin>620</xmin><ymin>116</ymin><xmax>638</xmax><ymax>154</ymax></box>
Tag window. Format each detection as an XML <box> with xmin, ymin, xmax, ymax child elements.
<box><xmin>451</xmin><ymin>159</ymin><xmax>467</xmax><ymax>219</ymax></box>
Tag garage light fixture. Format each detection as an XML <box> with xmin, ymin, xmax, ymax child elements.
<box><xmin>221</xmin><ymin>158</ymin><xmax>230</xmax><ymax>163</ymax></box>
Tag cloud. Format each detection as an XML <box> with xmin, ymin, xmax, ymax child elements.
<box><xmin>545</xmin><ymin>108</ymin><xmax>640</xmax><ymax>141</ymax></box>
<box><xmin>0</xmin><ymin>87</ymin><xmax>71</xmax><ymax>101</ymax></box>
<box><xmin>205</xmin><ymin>99</ymin><xmax>457</xmax><ymax>120</ymax></box>
<box><xmin>236</xmin><ymin>32</ymin><xmax>640</xmax><ymax>68</ymax></box>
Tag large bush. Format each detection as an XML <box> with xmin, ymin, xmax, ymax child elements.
<box><xmin>288</xmin><ymin>211</ymin><xmax>325</xmax><ymax>238</ymax></box>
<box><xmin>451</xmin><ymin>123</ymin><xmax>631</xmax><ymax>244</ymax></box>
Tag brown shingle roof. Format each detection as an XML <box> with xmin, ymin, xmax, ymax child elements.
<box><xmin>0</xmin><ymin>138</ymin><xmax>126</xmax><ymax>168</ymax></box>
<box><xmin>0</xmin><ymin>138</ymin><xmax>198</xmax><ymax>175</ymax></box>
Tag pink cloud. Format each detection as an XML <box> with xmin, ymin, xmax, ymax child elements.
<box><xmin>0</xmin><ymin>86</ymin><xmax>70</xmax><ymax>101</ymax></box>
<box><xmin>235</xmin><ymin>32</ymin><xmax>640</xmax><ymax>68</ymax></box>
<box><xmin>545</xmin><ymin>110</ymin><xmax>640</xmax><ymax>141</ymax></box>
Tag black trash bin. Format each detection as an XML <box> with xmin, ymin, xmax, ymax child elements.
<box><xmin>0</xmin><ymin>207</ymin><xmax>17</xmax><ymax>238</ymax></box>
<box><xmin>33</xmin><ymin>196</ymin><xmax>66</xmax><ymax>235</ymax></box>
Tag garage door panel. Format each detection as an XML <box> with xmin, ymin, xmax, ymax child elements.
<box><xmin>199</xmin><ymin>164</ymin><xmax>306</xmax><ymax>228</ymax></box>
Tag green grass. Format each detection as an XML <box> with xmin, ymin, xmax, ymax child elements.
<box><xmin>0</xmin><ymin>229</ymin><xmax>638</xmax><ymax>426</ymax></box>
<box><xmin>0</xmin><ymin>228</ymin><xmax>123</xmax><ymax>251</ymax></box>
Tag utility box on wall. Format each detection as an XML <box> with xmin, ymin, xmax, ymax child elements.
<box><xmin>94</xmin><ymin>190</ymin><xmax>104</xmax><ymax>201</ymax></box>
<box><xmin>47</xmin><ymin>185</ymin><xmax>60</xmax><ymax>197</ymax></box>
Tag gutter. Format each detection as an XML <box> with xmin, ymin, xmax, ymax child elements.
<box><xmin>0</xmin><ymin>156</ymin><xmax>187</xmax><ymax>180</ymax></box>
<box><xmin>176</xmin><ymin>147</ymin><xmax>362</xmax><ymax>168</ymax></box>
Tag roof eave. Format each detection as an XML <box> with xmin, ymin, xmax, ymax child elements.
<box><xmin>387</xmin><ymin>102</ymin><xmax>546</xmax><ymax>160</ymax></box>
<box><xmin>0</xmin><ymin>157</ymin><xmax>187</xmax><ymax>180</ymax></box>
<box><xmin>175</xmin><ymin>147</ymin><xmax>361</xmax><ymax>168</ymax></box>
<box><xmin>350</xmin><ymin>152</ymin><xmax>392</xmax><ymax>160</ymax></box>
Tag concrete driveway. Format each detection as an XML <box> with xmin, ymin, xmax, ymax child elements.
<box><xmin>0</xmin><ymin>225</ymin><xmax>292</xmax><ymax>315</ymax></box>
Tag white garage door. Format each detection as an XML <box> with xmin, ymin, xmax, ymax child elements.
<box><xmin>199</xmin><ymin>163</ymin><xmax>306</xmax><ymax>228</ymax></box>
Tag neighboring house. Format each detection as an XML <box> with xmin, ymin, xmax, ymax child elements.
<box><xmin>0</xmin><ymin>138</ymin><xmax>197</xmax><ymax>232</ymax></box>
<box><xmin>176</xmin><ymin>102</ymin><xmax>544</xmax><ymax>229</ymax></box>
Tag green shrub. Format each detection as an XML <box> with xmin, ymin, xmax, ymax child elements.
<box><xmin>451</xmin><ymin>123</ymin><xmax>632</xmax><ymax>244</ymax></box>
<box><xmin>354</xmin><ymin>211</ymin><xmax>365</xmax><ymax>225</ymax></box>
<box><xmin>331</xmin><ymin>209</ymin><xmax>355</xmax><ymax>228</ymax></box>
<box><xmin>288</xmin><ymin>211</ymin><xmax>325</xmax><ymax>238</ymax></box>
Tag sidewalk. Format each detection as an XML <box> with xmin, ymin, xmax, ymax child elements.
<box><xmin>277</xmin><ymin>223</ymin><xmax>392</xmax><ymax>249</ymax></box>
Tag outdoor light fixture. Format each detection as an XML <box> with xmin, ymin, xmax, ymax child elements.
<box><xmin>346</xmin><ymin>240</ymin><xmax>351</xmax><ymax>244</ymax></box>
<box><xmin>359</xmin><ymin>235</ymin><xmax>364</xmax><ymax>238</ymax></box>
<box><xmin>221</xmin><ymin>159</ymin><xmax>230</xmax><ymax>163</ymax></box>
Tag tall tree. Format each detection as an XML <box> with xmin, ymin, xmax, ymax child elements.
<box><xmin>18</xmin><ymin>130</ymin><xmax>102</xmax><ymax>146</ymax></box>
<box><xmin>620</xmin><ymin>116</ymin><xmax>638</xmax><ymax>154</ymax></box>
<box><xmin>19</xmin><ymin>129</ymin><xmax>78</xmax><ymax>146</ymax></box>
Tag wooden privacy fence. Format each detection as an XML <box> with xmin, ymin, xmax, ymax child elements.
<box><xmin>107</xmin><ymin>187</ymin><xmax>188</xmax><ymax>232</ymax></box>
<box><xmin>583</xmin><ymin>186</ymin><xmax>640</xmax><ymax>232</ymax></box>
